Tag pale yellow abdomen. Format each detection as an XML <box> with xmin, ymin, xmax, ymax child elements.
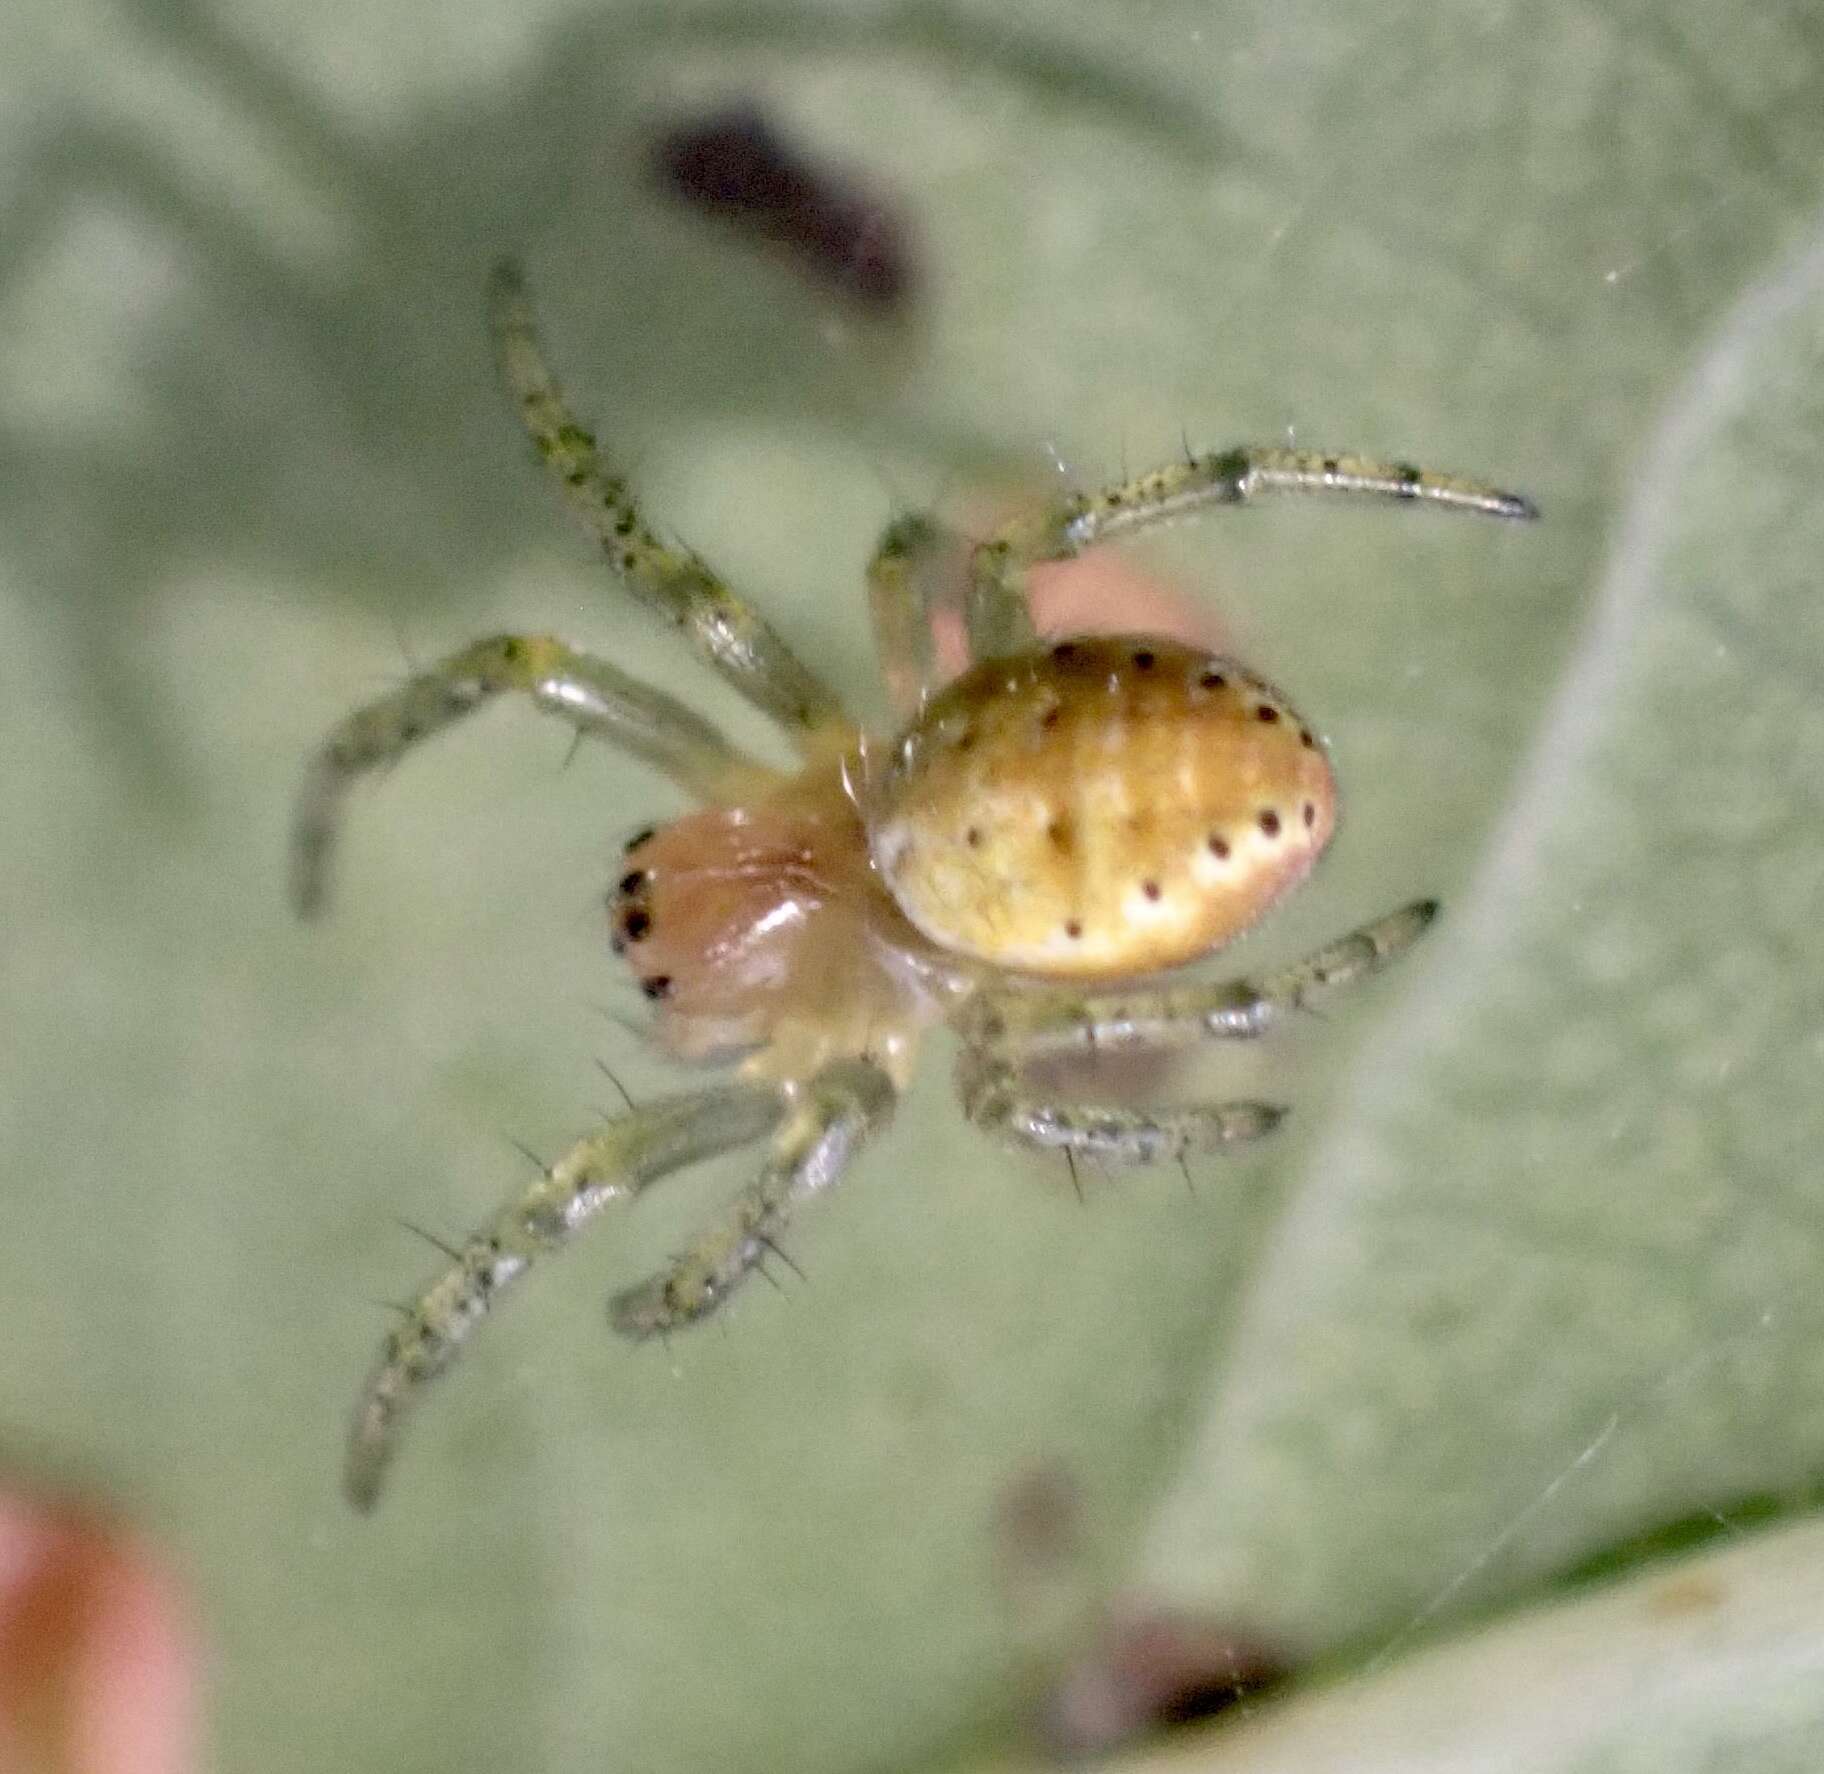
<box><xmin>871</xmin><ymin>636</ymin><xmax>1336</xmax><ymax>977</ymax></box>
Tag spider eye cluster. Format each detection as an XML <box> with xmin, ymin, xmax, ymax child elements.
<box><xmin>869</xmin><ymin>635</ymin><xmax>1337</xmax><ymax>979</ymax></box>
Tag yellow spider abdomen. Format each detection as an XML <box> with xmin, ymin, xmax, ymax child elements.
<box><xmin>871</xmin><ymin>636</ymin><xmax>1336</xmax><ymax>978</ymax></box>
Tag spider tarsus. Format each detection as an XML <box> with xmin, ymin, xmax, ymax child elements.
<box><xmin>608</xmin><ymin>1276</ymin><xmax>672</xmax><ymax>1342</ymax></box>
<box><xmin>288</xmin><ymin>781</ymin><xmax>337</xmax><ymax>921</ymax></box>
<box><xmin>344</xmin><ymin>1428</ymin><xmax>389</xmax><ymax>1515</ymax></box>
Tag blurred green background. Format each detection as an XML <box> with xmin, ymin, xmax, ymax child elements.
<box><xmin>5</xmin><ymin>0</ymin><xmax>1824</xmax><ymax>1769</ymax></box>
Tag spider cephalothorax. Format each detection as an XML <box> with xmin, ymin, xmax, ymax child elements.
<box><xmin>293</xmin><ymin>260</ymin><xmax>1534</xmax><ymax>1509</ymax></box>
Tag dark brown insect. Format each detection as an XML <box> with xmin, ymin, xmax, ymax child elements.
<box><xmin>651</xmin><ymin>104</ymin><xmax>917</xmax><ymax>308</ymax></box>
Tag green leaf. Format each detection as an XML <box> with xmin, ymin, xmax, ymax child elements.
<box><xmin>1136</xmin><ymin>217</ymin><xmax>1824</xmax><ymax>1659</ymax></box>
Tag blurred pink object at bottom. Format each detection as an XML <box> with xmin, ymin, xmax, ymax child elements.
<box><xmin>0</xmin><ymin>1491</ymin><xmax>198</xmax><ymax>1774</ymax></box>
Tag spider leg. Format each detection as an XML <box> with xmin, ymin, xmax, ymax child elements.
<box><xmin>863</xmin><ymin>510</ymin><xmax>969</xmax><ymax>718</ymax></box>
<box><xmin>609</xmin><ymin>1059</ymin><xmax>895</xmax><ymax>1338</ymax></box>
<box><xmin>345</xmin><ymin>1081</ymin><xmax>785</xmax><ymax>1512</ymax></box>
<box><xmin>290</xmin><ymin>631</ymin><xmax>774</xmax><ymax>917</ymax></box>
<box><xmin>954</xmin><ymin>900</ymin><xmax>1438</xmax><ymax>1165</ymax></box>
<box><xmin>957</xmin><ymin>1041</ymin><xmax>1284</xmax><ymax>1165</ymax></box>
<box><xmin>960</xmin><ymin>900</ymin><xmax>1438</xmax><ymax>1061</ymax></box>
<box><xmin>489</xmin><ymin>260</ymin><xmax>854</xmax><ymax>749</ymax></box>
<box><xmin>968</xmin><ymin>447</ymin><xmax>1536</xmax><ymax>660</ymax></box>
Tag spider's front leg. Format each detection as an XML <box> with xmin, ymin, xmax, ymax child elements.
<box><xmin>489</xmin><ymin>260</ymin><xmax>854</xmax><ymax>750</ymax></box>
<box><xmin>610</xmin><ymin>1059</ymin><xmax>896</xmax><ymax>1338</ymax></box>
<box><xmin>967</xmin><ymin>446</ymin><xmax>1536</xmax><ymax>661</ymax></box>
<box><xmin>346</xmin><ymin>1082</ymin><xmax>785</xmax><ymax>1511</ymax></box>
<box><xmin>956</xmin><ymin>901</ymin><xmax>1437</xmax><ymax>1164</ymax></box>
<box><xmin>291</xmin><ymin>632</ymin><xmax>773</xmax><ymax>917</ymax></box>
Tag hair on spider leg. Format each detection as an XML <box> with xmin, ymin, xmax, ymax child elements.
<box><xmin>749</xmin><ymin>1227</ymin><xmax>812</xmax><ymax>1298</ymax></box>
<box><xmin>395</xmin><ymin>1218</ymin><xmax>463</xmax><ymax>1261</ymax></box>
<box><xmin>503</xmin><ymin>1134</ymin><xmax>551</xmax><ymax>1177</ymax></box>
<box><xmin>755</xmin><ymin>1230</ymin><xmax>807</xmax><ymax>1286</ymax></box>
<box><xmin>1063</xmin><ymin>1148</ymin><xmax>1084</xmax><ymax>1203</ymax></box>
<box><xmin>594</xmin><ymin>1056</ymin><xmax>638</xmax><ymax>1113</ymax></box>
<box><xmin>1178</xmin><ymin>1154</ymin><xmax>1197</xmax><ymax>1199</ymax></box>
<box><xmin>582</xmin><ymin>996</ymin><xmax>658</xmax><ymax>1045</ymax></box>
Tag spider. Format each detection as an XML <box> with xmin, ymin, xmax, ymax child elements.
<box><xmin>293</xmin><ymin>260</ymin><xmax>1536</xmax><ymax>1511</ymax></box>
